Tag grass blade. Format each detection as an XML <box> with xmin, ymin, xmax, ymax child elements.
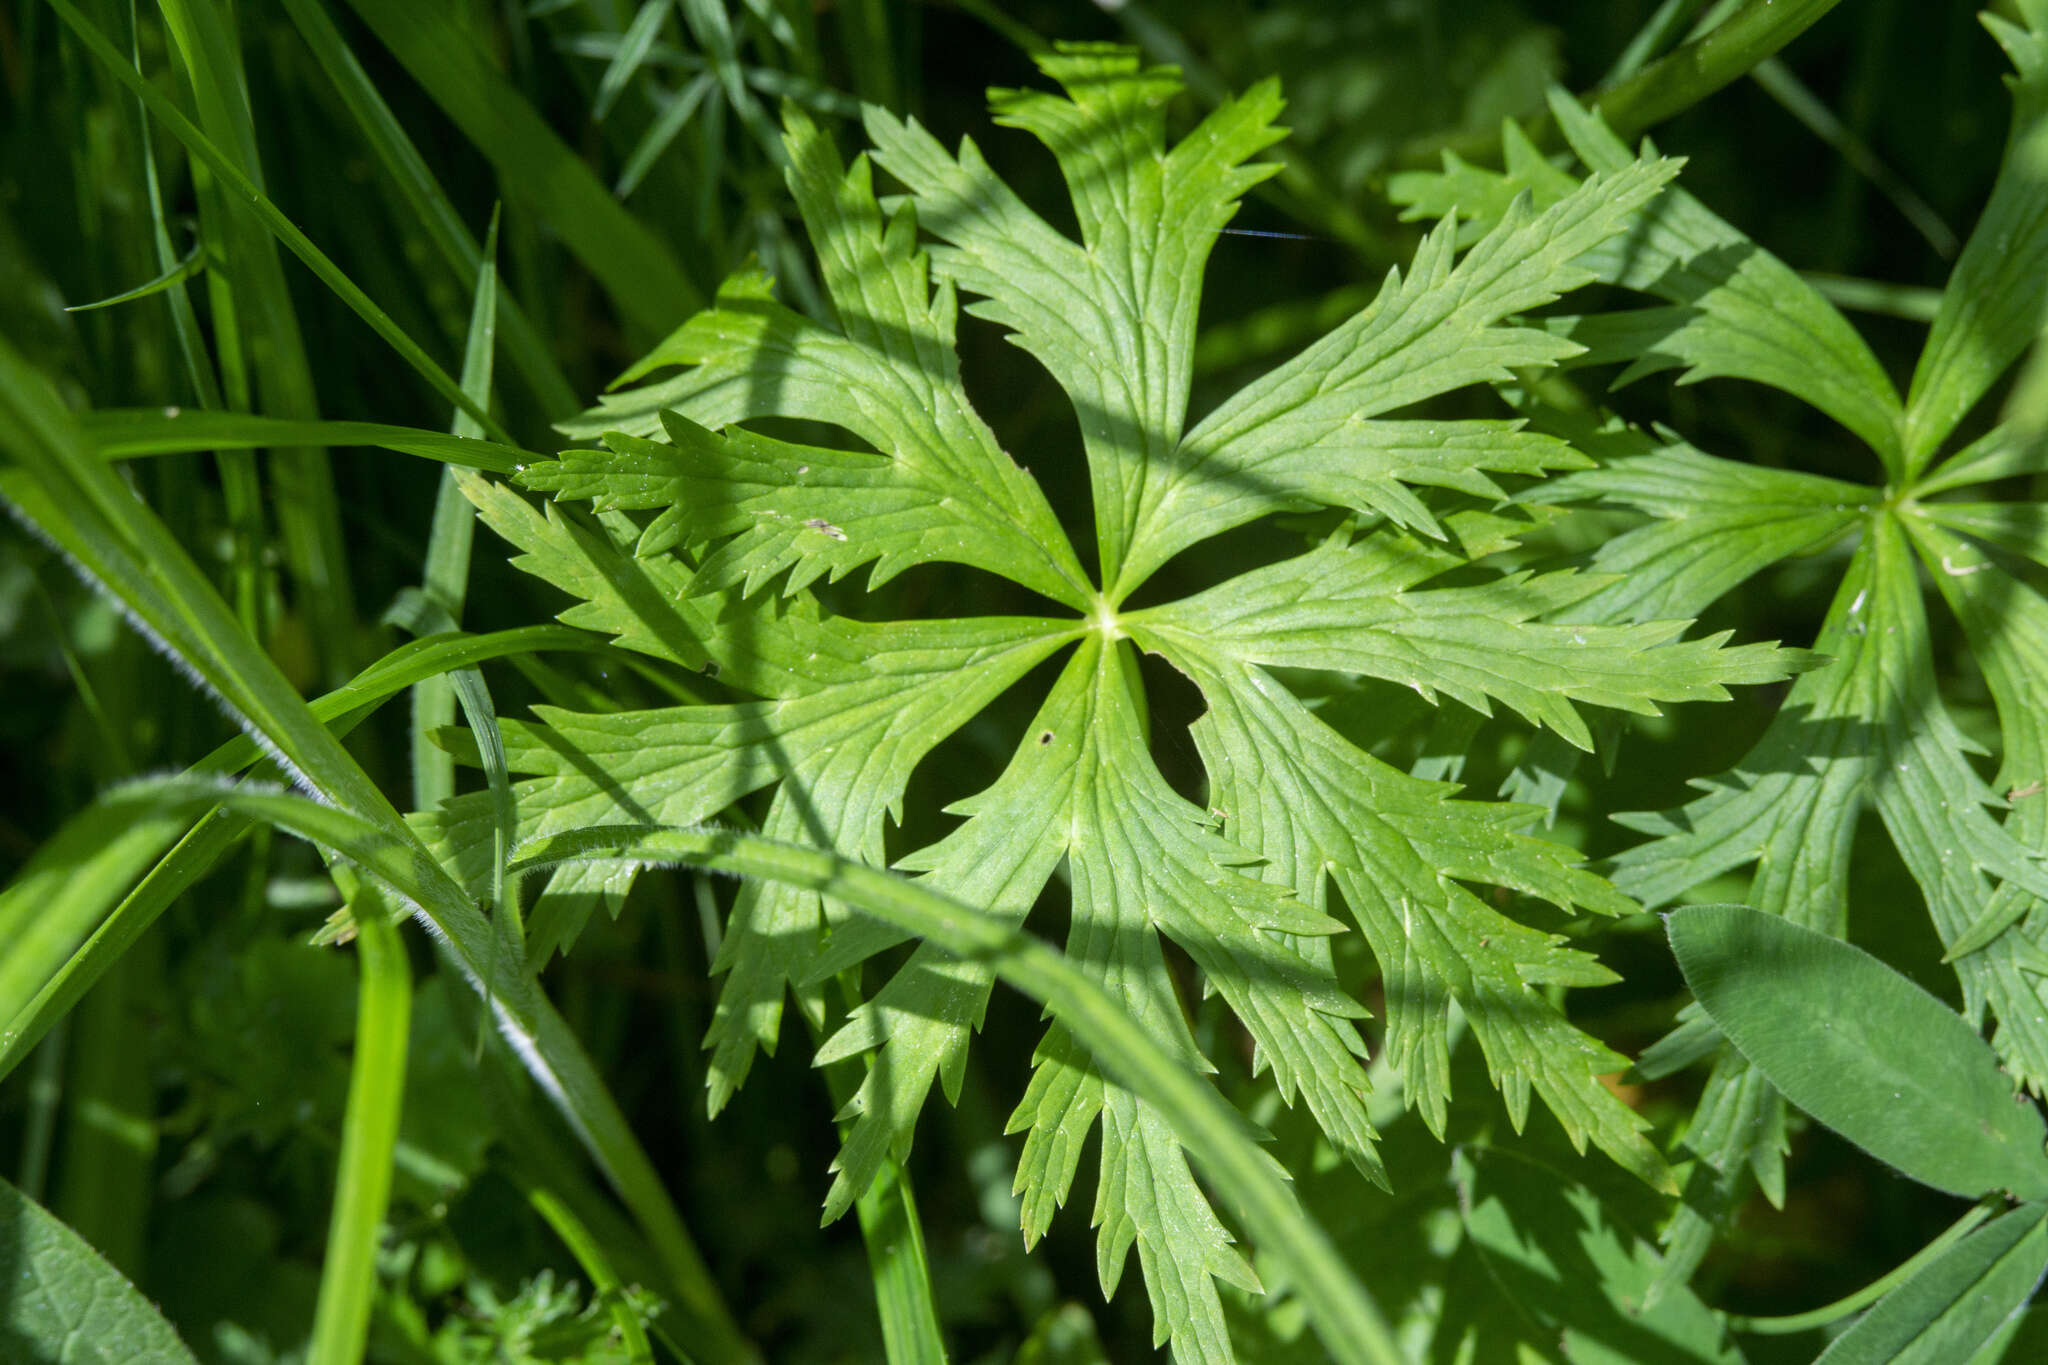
<box><xmin>342</xmin><ymin>0</ymin><xmax>704</xmax><ymax>339</ymax></box>
<box><xmin>156</xmin><ymin>0</ymin><xmax>357</xmax><ymax>682</ymax></box>
<box><xmin>307</xmin><ymin>897</ymin><xmax>411</xmax><ymax>1365</ymax></box>
<box><xmin>82</xmin><ymin>410</ymin><xmax>535</xmax><ymax>473</ymax></box>
<box><xmin>0</xmin><ymin>625</ymin><xmax>596</xmax><ymax>1085</ymax></box>
<box><xmin>856</xmin><ymin>1164</ymin><xmax>949</xmax><ymax>1364</ymax></box>
<box><xmin>49</xmin><ymin>0</ymin><xmax>508</xmax><ymax>445</ymax></box>
<box><xmin>60</xmin><ymin>237</ymin><xmax>204</xmax><ymax>313</ymax></box>
<box><xmin>413</xmin><ymin>210</ymin><xmax>504</xmax><ymax>808</ymax></box>
<box><xmin>275</xmin><ymin>0</ymin><xmax>579</xmax><ymax>418</ymax></box>
<box><xmin>0</xmin><ymin>345</ymin><xmax>754</xmax><ymax>1362</ymax></box>
<box><xmin>509</xmin><ymin>823</ymin><xmax>1407</xmax><ymax>1365</ymax></box>
<box><xmin>593</xmin><ymin>0</ymin><xmax>676</xmax><ymax>123</ymax></box>
<box><xmin>616</xmin><ymin>71</ymin><xmax>718</xmax><ymax>199</ymax></box>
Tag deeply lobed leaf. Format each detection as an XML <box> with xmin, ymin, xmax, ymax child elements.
<box><xmin>478</xmin><ymin>45</ymin><xmax>1809</xmax><ymax>1357</ymax></box>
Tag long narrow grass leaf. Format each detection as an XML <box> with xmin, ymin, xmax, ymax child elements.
<box><xmin>0</xmin><ymin>346</ymin><xmax>754</xmax><ymax>1363</ymax></box>
<box><xmin>81</xmin><ymin>410</ymin><xmax>534</xmax><ymax>473</ymax></box>
<box><xmin>342</xmin><ymin>0</ymin><xmax>703</xmax><ymax>336</ymax></box>
<box><xmin>0</xmin><ymin>625</ymin><xmax>595</xmax><ymax>1084</ymax></box>
<box><xmin>49</xmin><ymin>0</ymin><xmax>507</xmax><ymax>444</ymax></box>
<box><xmin>507</xmin><ymin>822</ymin><xmax>1409</xmax><ymax>1365</ymax></box>
<box><xmin>306</xmin><ymin>899</ymin><xmax>411</xmax><ymax>1365</ymax></box>
<box><xmin>275</xmin><ymin>0</ymin><xmax>578</xmax><ymax>417</ymax></box>
<box><xmin>594</xmin><ymin>0</ymin><xmax>675</xmax><ymax>123</ymax></box>
<box><xmin>61</xmin><ymin>238</ymin><xmax>204</xmax><ymax>313</ymax></box>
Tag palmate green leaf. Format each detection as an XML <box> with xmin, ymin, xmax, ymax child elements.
<box><xmin>1418</xmin><ymin>6</ymin><xmax>2048</xmax><ymax>1314</ymax></box>
<box><xmin>1921</xmin><ymin>500</ymin><xmax>2048</xmax><ymax>574</ymax></box>
<box><xmin>1028</xmin><ymin>640</ymin><xmax>1303</xmax><ymax>1361</ymax></box>
<box><xmin>504</xmin><ymin>822</ymin><xmax>1407</xmax><ymax>1365</ymax></box>
<box><xmin>1844</xmin><ymin>523</ymin><xmax>2048</xmax><ymax>1003</ymax></box>
<box><xmin>815</xmin><ymin>653</ymin><xmax>1090</xmax><ymax>1221</ymax></box>
<box><xmin>1903</xmin><ymin>520</ymin><xmax>2048</xmax><ymax>1080</ymax></box>
<box><xmin>1128</xmin><ymin>532</ymin><xmax>1812</xmax><ymax>753</ymax></box>
<box><xmin>422</xmin><ymin>610</ymin><xmax>1074</xmax><ymax>1094</ymax></box>
<box><xmin>491</xmin><ymin>45</ymin><xmax>1809</xmax><ymax>1358</ymax></box>
<box><xmin>1119</xmin><ymin>155</ymin><xmax>1681</xmax><ymax>593</ymax></box>
<box><xmin>860</xmin><ymin>47</ymin><xmax>1289</xmax><ymax>591</ymax></box>
<box><xmin>1610</xmin><ymin>523</ymin><xmax>2048</xmax><ymax>946</ymax></box>
<box><xmin>1146</xmin><ymin>644</ymin><xmax>1668</xmax><ymax>1190</ymax></box>
<box><xmin>820</xmin><ymin>638</ymin><xmax>1364</xmax><ymax>1358</ymax></box>
<box><xmin>527</xmin><ymin>413</ymin><xmax>1053</xmax><ymax>596</ymax></box>
<box><xmin>462</xmin><ymin>466</ymin><xmax>968</xmax><ymax>691</ymax></box>
<box><xmin>1918</xmin><ymin>425</ymin><xmax>2048</xmax><ymax>498</ymax></box>
<box><xmin>1392</xmin><ymin>92</ymin><xmax>1904</xmax><ymax>464</ymax></box>
<box><xmin>560</xmin><ymin>103</ymin><xmax>1089</xmax><ymax>609</ymax></box>
<box><xmin>1606</xmin><ymin>628</ymin><xmax>1865</xmax><ymax>1289</ymax></box>
<box><xmin>1606</xmin><ymin>663</ymin><xmax>1868</xmax><ymax>923</ymax></box>
<box><xmin>1533</xmin><ymin>439</ymin><xmax>1870</xmax><ymax>624</ymax></box>
<box><xmin>1611</xmin><ymin>520</ymin><xmax>2048</xmax><ymax>1291</ymax></box>
<box><xmin>457</xmin><ymin>471</ymin><xmax>714</xmax><ymax>672</ymax></box>
<box><xmin>1904</xmin><ymin>1</ymin><xmax>2048</xmax><ymax>474</ymax></box>
<box><xmin>1492</xmin><ymin>419</ymin><xmax>1860</xmax><ymax>824</ymax></box>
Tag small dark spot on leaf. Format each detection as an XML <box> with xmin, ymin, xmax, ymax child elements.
<box><xmin>1039</xmin><ymin>730</ymin><xmax>1054</xmax><ymax>745</ymax></box>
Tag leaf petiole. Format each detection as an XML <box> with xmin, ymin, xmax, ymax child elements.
<box><xmin>1724</xmin><ymin>1198</ymin><xmax>2000</xmax><ymax>1335</ymax></box>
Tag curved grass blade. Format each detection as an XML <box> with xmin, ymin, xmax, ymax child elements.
<box><xmin>853</xmin><ymin>1163</ymin><xmax>948</xmax><ymax>1365</ymax></box>
<box><xmin>61</xmin><ymin>237</ymin><xmax>204</xmax><ymax>313</ymax></box>
<box><xmin>0</xmin><ymin>342</ymin><xmax>751</xmax><ymax>1362</ymax></box>
<box><xmin>9</xmin><ymin>772</ymin><xmax>760</xmax><ymax>1365</ymax></box>
<box><xmin>407</xmin><ymin>212</ymin><xmax>517</xmax><ymax>929</ymax></box>
<box><xmin>1402</xmin><ymin>0</ymin><xmax>1845</xmax><ymax>169</ymax></box>
<box><xmin>0</xmin><ymin>801</ymin><xmax>190</xmax><ymax>1071</ymax></box>
<box><xmin>341</xmin><ymin>0</ymin><xmax>703</xmax><ymax>337</ymax></box>
<box><xmin>47</xmin><ymin>0</ymin><xmax>507</xmax><ymax>445</ymax></box>
<box><xmin>125</xmin><ymin>2</ymin><xmax>222</xmax><ymax>411</ymax></box>
<box><xmin>155</xmin><ymin>0</ymin><xmax>356</xmax><ymax>679</ymax></box>
<box><xmin>508</xmin><ymin>822</ymin><xmax>1408</xmax><ymax>1365</ymax></box>
<box><xmin>616</xmin><ymin>72</ymin><xmax>718</xmax><ymax>199</ymax></box>
<box><xmin>81</xmin><ymin>410</ymin><xmax>534</xmax><ymax>474</ymax></box>
<box><xmin>1811</xmin><ymin>1202</ymin><xmax>2048</xmax><ymax>1364</ymax></box>
<box><xmin>593</xmin><ymin>0</ymin><xmax>676</xmax><ymax>123</ymax></box>
<box><xmin>1748</xmin><ymin>56</ymin><xmax>1956</xmax><ymax>260</ymax></box>
<box><xmin>0</xmin><ymin>623</ymin><xmax>593</xmax><ymax>1084</ymax></box>
<box><xmin>274</xmin><ymin>0</ymin><xmax>578</xmax><ymax>418</ymax></box>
